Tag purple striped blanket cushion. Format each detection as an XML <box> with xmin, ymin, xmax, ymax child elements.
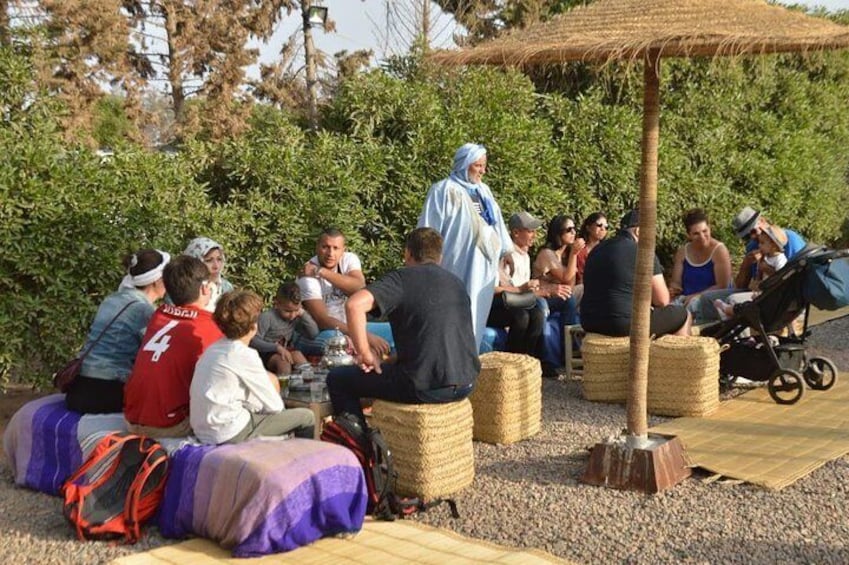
<box><xmin>158</xmin><ymin>438</ymin><xmax>368</xmax><ymax>557</ymax></box>
<box><xmin>3</xmin><ymin>394</ymin><xmax>83</xmax><ymax>495</ymax></box>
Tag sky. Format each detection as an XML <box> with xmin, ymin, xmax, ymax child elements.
<box><xmin>254</xmin><ymin>0</ymin><xmax>849</xmax><ymax>74</ymax></box>
<box><xmin>254</xmin><ymin>0</ymin><xmax>458</xmax><ymax>73</ymax></box>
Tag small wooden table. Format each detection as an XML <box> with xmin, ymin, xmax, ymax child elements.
<box><xmin>284</xmin><ymin>391</ymin><xmax>333</xmax><ymax>439</ymax></box>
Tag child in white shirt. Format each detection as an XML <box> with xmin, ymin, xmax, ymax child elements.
<box><xmin>190</xmin><ymin>290</ymin><xmax>314</xmax><ymax>445</ymax></box>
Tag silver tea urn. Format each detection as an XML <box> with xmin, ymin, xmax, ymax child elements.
<box><xmin>321</xmin><ymin>329</ymin><xmax>354</xmax><ymax>368</ymax></box>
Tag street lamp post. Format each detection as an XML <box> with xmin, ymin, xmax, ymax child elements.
<box><xmin>301</xmin><ymin>0</ymin><xmax>327</xmax><ymax>129</ymax></box>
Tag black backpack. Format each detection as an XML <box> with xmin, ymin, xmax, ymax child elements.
<box><xmin>320</xmin><ymin>416</ymin><xmax>458</xmax><ymax>520</ymax></box>
<box><xmin>61</xmin><ymin>432</ymin><xmax>169</xmax><ymax>543</ymax></box>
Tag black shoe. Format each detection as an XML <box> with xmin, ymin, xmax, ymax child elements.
<box><xmin>541</xmin><ymin>362</ymin><xmax>560</xmax><ymax>379</ymax></box>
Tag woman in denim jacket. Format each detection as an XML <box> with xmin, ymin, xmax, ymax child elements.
<box><xmin>65</xmin><ymin>249</ymin><xmax>170</xmax><ymax>414</ymax></box>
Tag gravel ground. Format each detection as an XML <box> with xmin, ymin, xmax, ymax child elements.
<box><xmin>1</xmin><ymin>316</ymin><xmax>848</xmax><ymax>564</ymax></box>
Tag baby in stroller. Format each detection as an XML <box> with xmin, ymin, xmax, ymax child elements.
<box><xmin>713</xmin><ymin>225</ymin><xmax>788</xmax><ymax>320</ymax></box>
<box><xmin>701</xmin><ymin>243</ymin><xmax>849</xmax><ymax>405</ymax></box>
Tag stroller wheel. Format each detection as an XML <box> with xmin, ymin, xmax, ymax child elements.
<box><xmin>804</xmin><ymin>357</ymin><xmax>838</xmax><ymax>391</ymax></box>
<box><xmin>768</xmin><ymin>369</ymin><xmax>804</xmax><ymax>405</ymax></box>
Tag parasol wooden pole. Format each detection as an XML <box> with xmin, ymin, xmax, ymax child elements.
<box><xmin>626</xmin><ymin>49</ymin><xmax>661</xmax><ymax>447</ymax></box>
<box><xmin>584</xmin><ymin>49</ymin><xmax>689</xmax><ymax>492</ymax></box>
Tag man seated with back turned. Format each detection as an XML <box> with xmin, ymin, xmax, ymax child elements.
<box><xmin>326</xmin><ymin>227</ymin><xmax>480</xmax><ymax>433</ymax></box>
<box><xmin>124</xmin><ymin>255</ymin><xmax>223</xmax><ymax>438</ymax></box>
<box><xmin>296</xmin><ymin>227</ymin><xmax>392</xmax><ymax>357</ymax></box>
<box><xmin>581</xmin><ymin>209</ymin><xmax>691</xmax><ymax>338</ymax></box>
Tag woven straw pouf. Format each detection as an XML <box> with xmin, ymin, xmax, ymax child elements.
<box><xmin>581</xmin><ymin>333</ymin><xmax>631</xmax><ymax>403</ymax></box>
<box><xmin>371</xmin><ymin>398</ymin><xmax>474</xmax><ymax>500</ymax></box>
<box><xmin>470</xmin><ymin>352</ymin><xmax>541</xmax><ymax>445</ymax></box>
<box><xmin>648</xmin><ymin>335</ymin><xmax>720</xmax><ymax>417</ymax></box>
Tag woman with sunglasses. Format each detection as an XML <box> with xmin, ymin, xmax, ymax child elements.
<box><xmin>533</xmin><ymin>215</ymin><xmax>583</xmax><ymax>375</ymax></box>
<box><xmin>576</xmin><ymin>213</ymin><xmax>609</xmax><ymax>284</ymax></box>
<box><xmin>534</xmin><ymin>215</ymin><xmax>585</xmax><ymax>290</ymax></box>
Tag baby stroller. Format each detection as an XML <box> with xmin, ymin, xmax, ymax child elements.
<box><xmin>701</xmin><ymin>245</ymin><xmax>849</xmax><ymax>404</ymax></box>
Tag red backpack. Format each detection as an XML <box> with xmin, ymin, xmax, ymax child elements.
<box><xmin>320</xmin><ymin>417</ymin><xmax>458</xmax><ymax>520</ymax></box>
<box><xmin>61</xmin><ymin>432</ymin><xmax>169</xmax><ymax>543</ymax></box>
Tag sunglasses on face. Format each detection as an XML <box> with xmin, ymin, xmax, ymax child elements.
<box><xmin>561</xmin><ymin>226</ymin><xmax>576</xmax><ymax>234</ymax></box>
<box><xmin>595</xmin><ymin>222</ymin><xmax>609</xmax><ymax>230</ymax></box>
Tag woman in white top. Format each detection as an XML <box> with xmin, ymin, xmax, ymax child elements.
<box><xmin>190</xmin><ymin>290</ymin><xmax>314</xmax><ymax>445</ymax></box>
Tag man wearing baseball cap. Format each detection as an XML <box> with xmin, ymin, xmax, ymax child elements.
<box><xmin>486</xmin><ymin>211</ymin><xmax>548</xmax><ymax>356</ymax></box>
<box><xmin>580</xmin><ymin>209</ymin><xmax>691</xmax><ymax>338</ymax></box>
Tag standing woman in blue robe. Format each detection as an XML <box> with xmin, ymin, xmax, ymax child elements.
<box><xmin>418</xmin><ymin>143</ymin><xmax>513</xmax><ymax>350</ymax></box>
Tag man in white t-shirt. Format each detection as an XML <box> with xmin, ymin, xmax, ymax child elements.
<box><xmin>296</xmin><ymin>228</ymin><xmax>392</xmax><ymax>356</ymax></box>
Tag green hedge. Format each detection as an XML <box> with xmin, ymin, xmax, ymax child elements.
<box><xmin>3</xmin><ymin>46</ymin><xmax>849</xmax><ymax>386</ymax></box>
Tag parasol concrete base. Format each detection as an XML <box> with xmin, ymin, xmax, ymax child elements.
<box><xmin>581</xmin><ymin>433</ymin><xmax>691</xmax><ymax>494</ymax></box>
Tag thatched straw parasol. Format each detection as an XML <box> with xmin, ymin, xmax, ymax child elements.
<box><xmin>431</xmin><ymin>0</ymin><xmax>849</xmax><ymax>491</ymax></box>
<box><xmin>430</xmin><ymin>0</ymin><xmax>849</xmax><ymax>65</ymax></box>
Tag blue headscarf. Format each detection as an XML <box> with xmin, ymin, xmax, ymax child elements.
<box><xmin>449</xmin><ymin>143</ymin><xmax>497</xmax><ymax>226</ymax></box>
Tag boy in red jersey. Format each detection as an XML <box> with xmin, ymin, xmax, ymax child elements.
<box><xmin>124</xmin><ymin>255</ymin><xmax>223</xmax><ymax>438</ymax></box>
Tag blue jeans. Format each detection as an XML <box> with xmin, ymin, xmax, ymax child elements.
<box><xmin>547</xmin><ymin>296</ymin><xmax>579</xmax><ymax>327</ymax></box>
<box><xmin>696</xmin><ymin>288</ymin><xmax>739</xmax><ymax>323</ymax></box>
<box><xmin>295</xmin><ymin>322</ymin><xmax>395</xmax><ymax>356</ymax></box>
<box><xmin>538</xmin><ymin>296</ymin><xmax>580</xmax><ymax>367</ymax></box>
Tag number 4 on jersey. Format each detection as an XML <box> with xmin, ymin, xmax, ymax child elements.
<box><xmin>143</xmin><ymin>321</ymin><xmax>178</xmax><ymax>362</ymax></box>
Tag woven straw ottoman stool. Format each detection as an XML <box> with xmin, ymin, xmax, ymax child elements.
<box><xmin>371</xmin><ymin>398</ymin><xmax>474</xmax><ymax>501</ymax></box>
<box><xmin>471</xmin><ymin>352</ymin><xmax>541</xmax><ymax>444</ymax></box>
<box><xmin>581</xmin><ymin>333</ymin><xmax>631</xmax><ymax>403</ymax></box>
<box><xmin>648</xmin><ymin>335</ymin><xmax>720</xmax><ymax>417</ymax></box>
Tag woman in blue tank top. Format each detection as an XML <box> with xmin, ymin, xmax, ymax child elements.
<box><xmin>669</xmin><ymin>209</ymin><xmax>733</xmax><ymax>315</ymax></box>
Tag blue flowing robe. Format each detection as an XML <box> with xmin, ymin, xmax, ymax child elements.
<box><xmin>418</xmin><ymin>176</ymin><xmax>512</xmax><ymax>350</ymax></box>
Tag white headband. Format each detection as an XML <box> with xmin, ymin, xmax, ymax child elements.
<box><xmin>120</xmin><ymin>250</ymin><xmax>171</xmax><ymax>289</ymax></box>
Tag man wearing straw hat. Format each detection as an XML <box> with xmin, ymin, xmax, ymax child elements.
<box><xmin>326</xmin><ymin>227</ymin><xmax>480</xmax><ymax>434</ymax></box>
<box><xmin>697</xmin><ymin>206</ymin><xmax>807</xmax><ymax>322</ymax></box>
<box><xmin>730</xmin><ymin>206</ymin><xmax>806</xmax><ymax>290</ymax></box>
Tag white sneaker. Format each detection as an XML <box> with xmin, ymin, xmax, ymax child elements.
<box><xmin>734</xmin><ymin>377</ymin><xmax>763</xmax><ymax>387</ymax></box>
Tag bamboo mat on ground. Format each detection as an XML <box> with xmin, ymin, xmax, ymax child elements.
<box><xmin>808</xmin><ymin>305</ymin><xmax>849</xmax><ymax>327</ymax></box>
<box><xmin>651</xmin><ymin>375</ymin><xmax>849</xmax><ymax>490</ymax></box>
<box><xmin>112</xmin><ymin>519</ymin><xmax>570</xmax><ymax>565</ymax></box>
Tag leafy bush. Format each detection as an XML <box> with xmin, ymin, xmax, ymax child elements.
<box><xmin>1</xmin><ymin>46</ymin><xmax>213</xmax><ymax>384</ymax></box>
<box><xmin>189</xmin><ymin>115</ymin><xmax>390</xmax><ymax>292</ymax></box>
<box><xmin>653</xmin><ymin>53</ymin><xmax>849</xmax><ymax>260</ymax></box>
<box><xmin>4</xmin><ymin>45</ymin><xmax>849</xmax><ymax>387</ymax></box>
<box><xmin>326</xmin><ymin>65</ymin><xmax>564</xmax><ymax>266</ymax></box>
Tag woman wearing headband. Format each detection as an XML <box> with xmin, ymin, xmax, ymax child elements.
<box><xmin>65</xmin><ymin>249</ymin><xmax>170</xmax><ymax>414</ymax></box>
